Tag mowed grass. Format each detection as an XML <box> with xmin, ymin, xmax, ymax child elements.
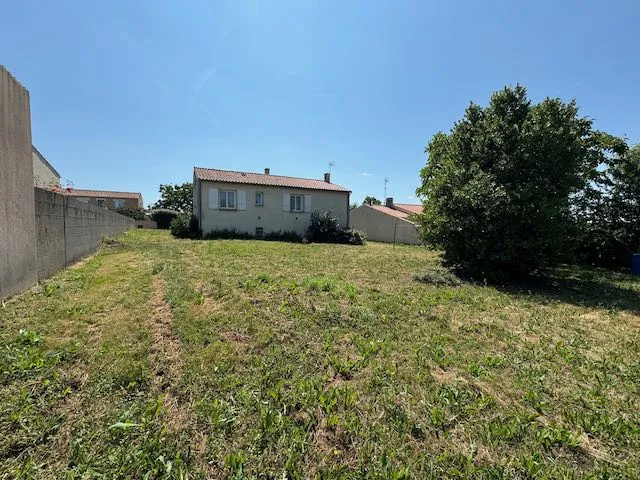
<box><xmin>1</xmin><ymin>230</ymin><xmax>640</xmax><ymax>479</ymax></box>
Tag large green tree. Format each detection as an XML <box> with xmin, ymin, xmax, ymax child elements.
<box><xmin>575</xmin><ymin>143</ymin><xmax>638</xmax><ymax>266</ymax></box>
<box><xmin>151</xmin><ymin>182</ymin><xmax>193</xmax><ymax>212</ymax></box>
<box><xmin>363</xmin><ymin>196</ymin><xmax>381</xmax><ymax>205</ymax></box>
<box><xmin>416</xmin><ymin>85</ymin><xmax>624</xmax><ymax>281</ymax></box>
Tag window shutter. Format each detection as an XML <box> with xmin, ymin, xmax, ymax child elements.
<box><xmin>208</xmin><ymin>188</ymin><xmax>218</xmax><ymax>209</ymax></box>
<box><xmin>283</xmin><ymin>193</ymin><xmax>290</xmax><ymax>211</ymax></box>
<box><xmin>304</xmin><ymin>195</ymin><xmax>312</xmax><ymax>213</ymax></box>
<box><xmin>237</xmin><ymin>190</ymin><xmax>246</xmax><ymax>210</ymax></box>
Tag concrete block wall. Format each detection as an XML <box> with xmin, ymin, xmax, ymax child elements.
<box><xmin>34</xmin><ymin>188</ymin><xmax>135</xmax><ymax>279</ymax></box>
<box><xmin>0</xmin><ymin>66</ymin><xmax>38</xmax><ymax>299</ymax></box>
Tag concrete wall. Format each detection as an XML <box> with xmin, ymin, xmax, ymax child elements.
<box><xmin>195</xmin><ymin>180</ymin><xmax>350</xmax><ymax>236</ymax></box>
<box><xmin>135</xmin><ymin>220</ymin><xmax>158</xmax><ymax>229</ymax></box>
<box><xmin>0</xmin><ymin>66</ymin><xmax>38</xmax><ymax>299</ymax></box>
<box><xmin>32</xmin><ymin>147</ymin><xmax>60</xmax><ymax>188</ymax></box>
<box><xmin>67</xmin><ymin>195</ymin><xmax>142</xmax><ymax>210</ymax></box>
<box><xmin>34</xmin><ymin>188</ymin><xmax>135</xmax><ymax>280</ymax></box>
<box><xmin>351</xmin><ymin>204</ymin><xmax>422</xmax><ymax>244</ymax></box>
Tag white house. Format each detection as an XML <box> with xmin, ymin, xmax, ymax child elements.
<box><xmin>350</xmin><ymin>197</ymin><xmax>423</xmax><ymax>244</ymax></box>
<box><xmin>193</xmin><ymin>167</ymin><xmax>351</xmax><ymax>237</ymax></box>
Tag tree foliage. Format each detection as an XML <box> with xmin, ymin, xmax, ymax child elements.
<box><xmin>363</xmin><ymin>196</ymin><xmax>381</xmax><ymax>205</ymax></box>
<box><xmin>151</xmin><ymin>183</ymin><xmax>193</xmax><ymax>212</ymax></box>
<box><xmin>575</xmin><ymin>143</ymin><xmax>638</xmax><ymax>266</ymax></box>
<box><xmin>416</xmin><ymin>85</ymin><xmax>624</xmax><ymax>281</ymax></box>
<box><xmin>115</xmin><ymin>207</ymin><xmax>147</xmax><ymax>221</ymax></box>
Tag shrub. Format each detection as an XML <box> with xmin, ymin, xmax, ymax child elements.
<box><xmin>170</xmin><ymin>213</ymin><xmax>201</xmax><ymax>239</ymax></box>
<box><xmin>416</xmin><ymin>85</ymin><xmax>620</xmax><ymax>282</ymax></box>
<box><xmin>306</xmin><ymin>211</ymin><xmax>366</xmax><ymax>245</ymax></box>
<box><xmin>149</xmin><ymin>209</ymin><xmax>179</xmax><ymax>229</ymax></box>
<box><xmin>204</xmin><ymin>229</ymin><xmax>254</xmax><ymax>240</ymax></box>
<box><xmin>263</xmin><ymin>230</ymin><xmax>303</xmax><ymax>243</ymax></box>
<box><xmin>115</xmin><ymin>207</ymin><xmax>147</xmax><ymax>220</ymax></box>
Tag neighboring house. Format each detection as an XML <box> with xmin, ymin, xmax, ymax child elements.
<box><xmin>351</xmin><ymin>197</ymin><xmax>423</xmax><ymax>244</ymax></box>
<box><xmin>32</xmin><ymin>146</ymin><xmax>60</xmax><ymax>189</ymax></box>
<box><xmin>193</xmin><ymin>167</ymin><xmax>350</xmax><ymax>237</ymax></box>
<box><xmin>65</xmin><ymin>189</ymin><xmax>143</xmax><ymax>210</ymax></box>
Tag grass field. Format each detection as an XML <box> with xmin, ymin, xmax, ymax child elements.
<box><xmin>1</xmin><ymin>229</ymin><xmax>640</xmax><ymax>479</ymax></box>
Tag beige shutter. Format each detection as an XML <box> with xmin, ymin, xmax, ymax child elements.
<box><xmin>237</xmin><ymin>190</ymin><xmax>246</xmax><ymax>210</ymax></box>
<box><xmin>283</xmin><ymin>193</ymin><xmax>290</xmax><ymax>211</ymax></box>
<box><xmin>304</xmin><ymin>195</ymin><xmax>312</xmax><ymax>212</ymax></box>
<box><xmin>208</xmin><ymin>188</ymin><xmax>218</xmax><ymax>209</ymax></box>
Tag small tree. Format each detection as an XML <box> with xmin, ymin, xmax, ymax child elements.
<box><xmin>151</xmin><ymin>183</ymin><xmax>193</xmax><ymax>212</ymax></box>
<box><xmin>363</xmin><ymin>196</ymin><xmax>381</xmax><ymax>205</ymax></box>
<box><xmin>416</xmin><ymin>85</ymin><xmax>618</xmax><ymax>282</ymax></box>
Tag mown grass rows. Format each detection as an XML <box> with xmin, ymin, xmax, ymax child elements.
<box><xmin>1</xmin><ymin>230</ymin><xmax>639</xmax><ymax>478</ymax></box>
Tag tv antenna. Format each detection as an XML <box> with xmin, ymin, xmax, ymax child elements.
<box><xmin>328</xmin><ymin>162</ymin><xmax>335</xmax><ymax>174</ymax></box>
<box><xmin>384</xmin><ymin>177</ymin><xmax>389</xmax><ymax>200</ymax></box>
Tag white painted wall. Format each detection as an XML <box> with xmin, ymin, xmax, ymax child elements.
<box><xmin>196</xmin><ymin>180</ymin><xmax>350</xmax><ymax>236</ymax></box>
<box><xmin>350</xmin><ymin>204</ymin><xmax>421</xmax><ymax>244</ymax></box>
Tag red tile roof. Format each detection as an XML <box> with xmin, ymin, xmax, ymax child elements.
<box><xmin>393</xmin><ymin>203</ymin><xmax>423</xmax><ymax>215</ymax></box>
<box><xmin>65</xmin><ymin>189</ymin><xmax>142</xmax><ymax>200</ymax></box>
<box><xmin>369</xmin><ymin>204</ymin><xmax>415</xmax><ymax>221</ymax></box>
<box><xmin>194</xmin><ymin>167</ymin><xmax>350</xmax><ymax>192</ymax></box>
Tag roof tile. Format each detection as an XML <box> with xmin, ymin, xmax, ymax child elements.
<box><xmin>194</xmin><ymin>167</ymin><xmax>350</xmax><ymax>192</ymax></box>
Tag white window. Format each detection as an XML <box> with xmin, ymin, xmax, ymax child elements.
<box><xmin>255</xmin><ymin>227</ymin><xmax>263</xmax><ymax>238</ymax></box>
<box><xmin>96</xmin><ymin>198</ymin><xmax>106</xmax><ymax>208</ymax></box>
<box><xmin>77</xmin><ymin>197</ymin><xmax>89</xmax><ymax>203</ymax></box>
<box><xmin>219</xmin><ymin>190</ymin><xmax>236</xmax><ymax>209</ymax></box>
<box><xmin>290</xmin><ymin>194</ymin><xmax>304</xmax><ymax>212</ymax></box>
<box><xmin>255</xmin><ymin>191</ymin><xmax>264</xmax><ymax>206</ymax></box>
<box><xmin>114</xmin><ymin>199</ymin><xmax>125</xmax><ymax>208</ymax></box>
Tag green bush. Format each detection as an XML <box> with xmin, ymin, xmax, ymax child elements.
<box><xmin>148</xmin><ymin>209</ymin><xmax>179</xmax><ymax>229</ymax></box>
<box><xmin>416</xmin><ymin>85</ymin><xmax>620</xmax><ymax>282</ymax></box>
<box><xmin>306</xmin><ymin>211</ymin><xmax>366</xmax><ymax>245</ymax></box>
<box><xmin>203</xmin><ymin>229</ymin><xmax>302</xmax><ymax>242</ymax></box>
<box><xmin>170</xmin><ymin>213</ymin><xmax>201</xmax><ymax>239</ymax></box>
<box><xmin>115</xmin><ymin>207</ymin><xmax>147</xmax><ymax>220</ymax></box>
<box><xmin>414</xmin><ymin>269</ymin><xmax>462</xmax><ymax>286</ymax></box>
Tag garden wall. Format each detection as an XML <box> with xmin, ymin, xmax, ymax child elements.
<box><xmin>34</xmin><ymin>188</ymin><xmax>135</xmax><ymax>280</ymax></box>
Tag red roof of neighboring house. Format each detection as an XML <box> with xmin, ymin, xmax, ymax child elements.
<box><xmin>65</xmin><ymin>189</ymin><xmax>142</xmax><ymax>200</ymax></box>
<box><xmin>393</xmin><ymin>203</ymin><xmax>423</xmax><ymax>215</ymax></box>
<box><xmin>194</xmin><ymin>167</ymin><xmax>350</xmax><ymax>192</ymax></box>
<box><xmin>369</xmin><ymin>204</ymin><xmax>415</xmax><ymax>221</ymax></box>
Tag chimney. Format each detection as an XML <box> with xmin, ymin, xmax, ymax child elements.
<box><xmin>324</xmin><ymin>172</ymin><xmax>331</xmax><ymax>183</ymax></box>
<box><xmin>264</xmin><ymin>168</ymin><xmax>270</xmax><ymax>175</ymax></box>
<box><xmin>385</xmin><ymin>197</ymin><xmax>394</xmax><ymax>208</ymax></box>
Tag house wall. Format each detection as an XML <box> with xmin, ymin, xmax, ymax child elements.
<box><xmin>68</xmin><ymin>196</ymin><xmax>142</xmax><ymax>211</ymax></box>
<box><xmin>32</xmin><ymin>149</ymin><xmax>60</xmax><ymax>188</ymax></box>
<box><xmin>0</xmin><ymin>66</ymin><xmax>38</xmax><ymax>300</ymax></box>
<box><xmin>350</xmin><ymin>205</ymin><xmax>421</xmax><ymax>245</ymax></box>
<box><xmin>197</xmin><ymin>180</ymin><xmax>350</xmax><ymax>236</ymax></box>
<box><xmin>34</xmin><ymin>188</ymin><xmax>135</xmax><ymax>280</ymax></box>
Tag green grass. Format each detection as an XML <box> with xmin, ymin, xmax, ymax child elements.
<box><xmin>1</xmin><ymin>229</ymin><xmax>640</xmax><ymax>478</ymax></box>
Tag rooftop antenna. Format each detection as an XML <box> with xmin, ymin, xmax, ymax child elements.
<box><xmin>328</xmin><ymin>162</ymin><xmax>335</xmax><ymax>175</ymax></box>
<box><xmin>384</xmin><ymin>177</ymin><xmax>389</xmax><ymax>200</ymax></box>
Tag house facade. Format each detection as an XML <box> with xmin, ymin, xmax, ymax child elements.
<box><xmin>350</xmin><ymin>197</ymin><xmax>423</xmax><ymax>244</ymax></box>
<box><xmin>65</xmin><ymin>189</ymin><xmax>143</xmax><ymax>211</ymax></box>
<box><xmin>32</xmin><ymin>146</ymin><xmax>60</xmax><ymax>189</ymax></box>
<box><xmin>193</xmin><ymin>167</ymin><xmax>350</xmax><ymax>237</ymax></box>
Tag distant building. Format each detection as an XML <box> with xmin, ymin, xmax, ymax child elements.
<box><xmin>193</xmin><ymin>167</ymin><xmax>350</xmax><ymax>237</ymax></box>
<box><xmin>350</xmin><ymin>197</ymin><xmax>423</xmax><ymax>244</ymax></box>
<box><xmin>32</xmin><ymin>146</ymin><xmax>60</xmax><ymax>189</ymax></box>
<box><xmin>65</xmin><ymin>189</ymin><xmax>143</xmax><ymax>210</ymax></box>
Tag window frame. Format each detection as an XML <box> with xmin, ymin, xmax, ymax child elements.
<box><xmin>255</xmin><ymin>227</ymin><xmax>264</xmax><ymax>238</ymax></box>
<box><xmin>255</xmin><ymin>191</ymin><xmax>264</xmax><ymax>206</ymax></box>
<box><xmin>219</xmin><ymin>189</ymin><xmax>237</xmax><ymax>210</ymax></box>
<box><xmin>114</xmin><ymin>199</ymin><xmax>125</xmax><ymax>209</ymax></box>
<box><xmin>290</xmin><ymin>194</ymin><xmax>304</xmax><ymax>212</ymax></box>
<box><xmin>96</xmin><ymin>198</ymin><xmax>106</xmax><ymax>208</ymax></box>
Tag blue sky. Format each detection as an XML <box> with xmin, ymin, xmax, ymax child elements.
<box><xmin>2</xmin><ymin>1</ymin><xmax>639</xmax><ymax>207</ymax></box>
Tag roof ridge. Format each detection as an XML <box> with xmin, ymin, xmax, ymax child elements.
<box><xmin>194</xmin><ymin>166</ymin><xmax>332</xmax><ymax>184</ymax></box>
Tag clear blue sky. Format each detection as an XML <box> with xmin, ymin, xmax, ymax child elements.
<box><xmin>2</xmin><ymin>1</ymin><xmax>639</xmax><ymax>207</ymax></box>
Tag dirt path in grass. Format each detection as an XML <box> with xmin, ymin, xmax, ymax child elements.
<box><xmin>147</xmin><ymin>276</ymin><xmax>208</xmax><ymax>467</ymax></box>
